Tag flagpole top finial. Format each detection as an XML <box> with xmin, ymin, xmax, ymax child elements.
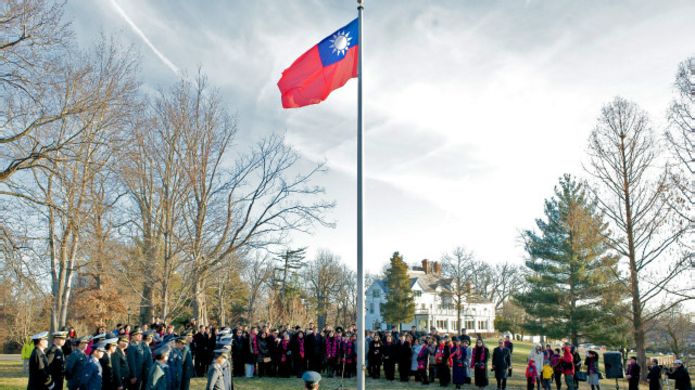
<box><xmin>357</xmin><ymin>0</ymin><xmax>365</xmax><ymax>5</ymax></box>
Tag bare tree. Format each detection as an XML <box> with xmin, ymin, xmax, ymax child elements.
<box><xmin>586</xmin><ymin>96</ymin><xmax>693</xmax><ymax>376</ymax></box>
<box><xmin>305</xmin><ymin>250</ymin><xmax>344</xmax><ymax>329</ymax></box>
<box><xmin>440</xmin><ymin>247</ymin><xmax>475</xmax><ymax>334</ymax></box>
<box><xmin>241</xmin><ymin>252</ymin><xmax>273</xmax><ymax>323</ymax></box>
<box><xmin>0</xmin><ymin>1</ymin><xmax>130</xmax><ymax>182</ymax></box>
<box><xmin>1</xmin><ymin>37</ymin><xmax>138</xmax><ymax>332</ymax></box>
<box><xmin>168</xmin><ymin>74</ymin><xmax>333</xmax><ymax>324</ymax></box>
<box><xmin>666</xmin><ymin>57</ymin><xmax>695</xmax><ymax>226</ymax></box>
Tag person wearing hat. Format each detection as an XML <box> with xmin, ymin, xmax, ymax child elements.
<box><xmin>141</xmin><ymin>332</ymin><xmax>154</xmax><ymax>389</ymax></box>
<box><xmin>302</xmin><ymin>370</ymin><xmax>322</xmax><ymax>390</ymax></box>
<box><xmin>100</xmin><ymin>338</ymin><xmax>118</xmax><ymax>390</ymax></box>
<box><xmin>206</xmin><ymin>349</ymin><xmax>228</xmax><ymax>390</ymax></box>
<box><xmin>181</xmin><ymin>331</ymin><xmax>195</xmax><ymax>390</ymax></box>
<box><xmin>79</xmin><ymin>344</ymin><xmax>105</xmax><ymax>390</ymax></box>
<box><xmin>666</xmin><ymin>359</ymin><xmax>691</xmax><ymax>390</ymax></box>
<box><xmin>167</xmin><ymin>337</ymin><xmax>185</xmax><ymax>389</ymax></box>
<box><xmin>112</xmin><ymin>335</ymin><xmax>131</xmax><ymax>390</ymax></box>
<box><xmin>147</xmin><ymin>345</ymin><xmax>171</xmax><ymax>390</ymax></box>
<box><xmin>65</xmin><ymin>336</ymin><xmax>89</xmax><ymax>390</ymax></box>
<box><xmin>28</xmin><ymin>331</ymin><xmax>54</xmax><ymax>390</ymax></box>
<box><xmin>126</xmin><ymin>327</ymin><xmax>145</xmax><ymax>390</ymax></box>
<box><xmin>220</xmin><ymin>345</ymin><xmax>234</xmax><ymax>390</ymax></box>
<box><xmin>45</xmin><ymin>331</ymin><xmax>68</xmax><ymax>390</ymax></box>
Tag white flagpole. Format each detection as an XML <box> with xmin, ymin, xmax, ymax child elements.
<box><xmin>356</xmin><ymin>1</ymin><xmax>366</xmax><ymax>390</ymax></box>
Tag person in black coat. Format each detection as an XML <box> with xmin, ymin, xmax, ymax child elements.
<box><xmin>646</xmin><ymin>359</ymin><xmax>662</xmax><ymax>390</ymax></box>
<box><xmin>231</xmin><ymin>329</ymin><xmax>245</xmax><ymax>377</ymax></box>
<box><xmin>472</xmin><ymin>338</ymin><xmax>490</xmax><ymax>389</ymax></box>
<box><xmin>368</xmin><ymin>335</ymin><xmax>383</xmax><ymax>379</ymax></box>
<box><xmin>112</xmin><ymin>336</ymin><xmax>131</xmax><ymax>389</ymax></box>
<box><xmin>100</xmin><ymin>339</ymin><xmax>117</xmax><ymax>390</ymax></box>
<box><xmin>382</xmin><ymin>335</ymin><xmax>397</xmax><ymax>381</ymax></box>
<box><xmin>435</xmin><ymin>338</ymin><xmax>452</xmax><ymax>387</ymax></box>
<box><xmin>666</xmin><ymin>360</ymin><xmax>691</xmax><ymax>390</ymax></box>
<box><xmin>626</xmin><ymin>356</ymin><xmax>641</xmax><ymax>390</ymax></box>
<box><xmin>192</xmin><ymin>326</ymin><xmax>209</xmax><ymax>377</ymax></box>
<box><xmin>28</xmin><ymin>332</ymin><xmax>54</xmax><ymax>390</ymax></box>
<box><xmin>398</xmin><ymin>335</ymin><xmax>412</xmax><ymax>382</ymax></box>
<box><xmin>46</xmin><ymin>331</ymin><xmax>68</xmax><ymax>390</ymax></box>
<box><xmin>492</xmin><ymin>339</ymin><xmax>512</xmax><ymax>390</ymax></box>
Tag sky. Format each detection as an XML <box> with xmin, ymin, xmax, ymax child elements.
<box><xmin>65</xmin><ymin>0</ymin><xmax>695</xmax><ymax>274</ymax></box>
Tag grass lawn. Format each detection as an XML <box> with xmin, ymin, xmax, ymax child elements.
<box><xmin>0</xmin><ymin>341</ymin><xmax>660</xmax><ymax>390</ymax></box>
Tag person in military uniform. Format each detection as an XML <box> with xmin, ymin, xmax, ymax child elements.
<box><xmin>181</xmin><ymin>331</ymin><xmax>194</xmax><ymax>390</ymax></box>
<box><xmin>46</xmin><ymin>331</ymin><xmax>67</xmax><ymax>390</ymax></box>
<box><xmin>167</xmin><ymin>337</ymin><xmax>184</xmax><ymax>390</ymax></box>
<box><xmin>220</xmin><ymin>346</ymin><xmax>233</xmax><ymax>390</ymax></box>
<box><xmin>80</xmin><ymin>344</ymin><xmax>105</xmax><ymax>390</ymax></box>
<box><xmin>64</xmin><ymin>336</ymin><xmax>89</xmax><ymax>390</ymax></box>
<box><xmin>147</xmin><ymin>345</ymin><xmax>171</xmax><ymax>390</ymax></box>
<box><xmin>28</xmin><ymin>331</ymin><xmax>54</xmax><ymax>390</ymax></box>
<box><xmin>141</xmin><ymin>332</ymin><xmax>154</xmax><ymax>389</ymax></box>
<box><xmin>126</xmin><ymin>327</ymin><xmax>145</xmax><ymax>390</ymax></box>
<box><xmin>206</xmin><ymin>350</ymin><xmax>228</xmax><ymax>390</ymax></box>
<box><xmin>302</xmin><ymin>371</ymin><xmax>322</xmax><ymax>390</ymax></box>
<box><xmin>101</xmin><ymin>338</ymin><xmax>118</xmax><ymax>390</ymax></box>
<box><xmin>112</xmin><ymin>335</ymin><xmax>131</xmax><ymax>390</ymax></box>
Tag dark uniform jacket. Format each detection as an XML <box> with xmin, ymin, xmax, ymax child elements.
<box><xmin>28</xmin><ymin>347</ymin><xmax>54</xmax><ymax>390</ymax></box>
<box><xmin>141</xmin><ymin>344</ymin><xmax>153</xmax><ymax>389</ymax></box>
<box><xmin>112</xmin><ymin>348</ymin><xmax>130</xmax><ymax>388</ymax></box>
<box><xmin>64</xmin><ymin>349</ymin><xmax>87</xmax><ymax>390</ymax></box>
<box><xmin>181</xmin><ymin>345</ymin><xmax>194</xmax><ymax>390</ymax></box>
<box><xmin>46</xmin><ymin>344</ymin><xmax>65</xmax><ymax>390</ymax></box>
<box><xmin>146</xmin><ymin>361</ymin><xmax>168</xmax><ymax>390</ymax></box>
<box><xmin>126</xmin><ymin>342</ymin><xmax>145</xmax><ymax>384</ymax></box>
<box><xmin>79</xmin><ymin>357</ymin><xmax>102</xmax><ymax>390</ymax></box>
<box><xmin>99</xmin><ymin>353</ymin><xmax>116</xmax><ymax>390</ymax></box>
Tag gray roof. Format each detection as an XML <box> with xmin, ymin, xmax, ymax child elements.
<box><xmin>370</xmin><ymin>272</ymin><xmax>493</xmax><ymax>304</ymax></box>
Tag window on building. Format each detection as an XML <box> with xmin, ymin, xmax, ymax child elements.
<box><xmin>478</xmin><ymin>321</ymin><xmax>488</xmax><ymax>330</ymax></box>
<box><xmin>421</xmin><ymin>303</ymin><xmax>426</xmax><ymax>310</ymax></box>
<box><xmin>465</xmin><ymin>320</ymin><xmax>475</xmax><ymax>330</ymax></box>
<box><xmin>372</xmin><ymin>289</ymin><xmax>381</xmax><ymax>298</ymax></box>
<box><xmin>413</xmin><ymin>290</ymin><xmax>422</xmax><ymax>297</ymax></box>
<box><xmin>436</xmin><ymin>320</ymin><xmax>447</xmax><ymax>329</ymax></box>
<box><xmin>369</xmin><ymin>302</ymin><xmax>374</xmax><ymax>314</ymax></box>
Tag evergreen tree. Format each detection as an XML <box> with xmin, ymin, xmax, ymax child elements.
<box><xmin>381</xmin><ymin>251</ymin><xmax>415</xmax><ymax>330</ymax></box>
<box><xmin>514</xmin><ymin>174</ymin><xmax>621</xmax><ymax>345</ymax></box>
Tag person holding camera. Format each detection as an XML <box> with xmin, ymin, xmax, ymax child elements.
<box><xmin>647</xmin><ymin>359</ymin><xmax>662</xmax><ymax>390</ymax></box>
<box><xmin>666</xmin><ymin>360</ymin><xmax>691</xmax><ymax>390</ymax></box>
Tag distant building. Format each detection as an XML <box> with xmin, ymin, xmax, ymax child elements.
<box><xmin>366</xmin><ymin>259</ymin><xmax>496</xmax><ymax>334</ymax></box>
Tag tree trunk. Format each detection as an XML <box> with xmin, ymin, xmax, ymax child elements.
<box><xmin>620</xmin><ymin>133</ymin><xmax>647</xmax><ymax>380</ymax></box>
<box><xmin>139</xmin><ymin>282</ymin><xmax>154</xmax><ymax>325</ymax></box>
<box><xmin>192</xmin><ymin>276</ymin><xmax>208</xmax><ymax>326</ymax></box>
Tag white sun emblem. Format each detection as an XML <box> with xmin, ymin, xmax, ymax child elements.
<box><xmin>329</xmin><ymin>30</ymin><xmax>352</xmax><ymax>56</ymax></box>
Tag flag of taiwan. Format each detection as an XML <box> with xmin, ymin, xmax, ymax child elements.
<box><xmin>277</xmin><ymin>18</ymin><xmax>359</xmax><ymax>109</ymax></box>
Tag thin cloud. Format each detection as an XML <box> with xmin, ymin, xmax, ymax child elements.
<box><xmin>109</xmin><ymin>0</ymin><xmax>179</xmax><ymax>75</ymax></box>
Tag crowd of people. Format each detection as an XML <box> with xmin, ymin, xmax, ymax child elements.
<box><xmin>22</xmin><ymin>320</ymin><xmax>692</xmax><ymax>390</ymax></box>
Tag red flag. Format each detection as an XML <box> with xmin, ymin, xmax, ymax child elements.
<box><xmin>278</xmin><ymin>19</ymin><xmax>359</xmax><ymax>108</ymax></box>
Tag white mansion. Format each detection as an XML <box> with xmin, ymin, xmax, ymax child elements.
<box><xmin>366</xmin><ymin>259</ymin><xmax>496</xmax><ymax>334</ymax></box>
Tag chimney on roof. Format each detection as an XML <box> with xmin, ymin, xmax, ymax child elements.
<box><xmin>433</xmin><ymin>261</ymin><xmax>442</xmax><ymax>275</ymax></box>
<box><xmin>421</xmin><ymin>259</ymin><xmax>429</xmax><ymax>274</ymax></box>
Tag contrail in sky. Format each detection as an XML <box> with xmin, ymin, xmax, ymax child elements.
<box><xmin>109</xmin><ymin>0</ymin><xmax>179</xmax><ymax>75</ymax></box>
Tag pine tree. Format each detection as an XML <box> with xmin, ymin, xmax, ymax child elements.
<box><xmin>381</xmin><ymin>251</ymin><xmax>415</xmax><ymax>330</ymax></box>
<box><xmin>514</xmin><ymin>174</ymin><xmax>621</xmax><ymax>345</ymax></box>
